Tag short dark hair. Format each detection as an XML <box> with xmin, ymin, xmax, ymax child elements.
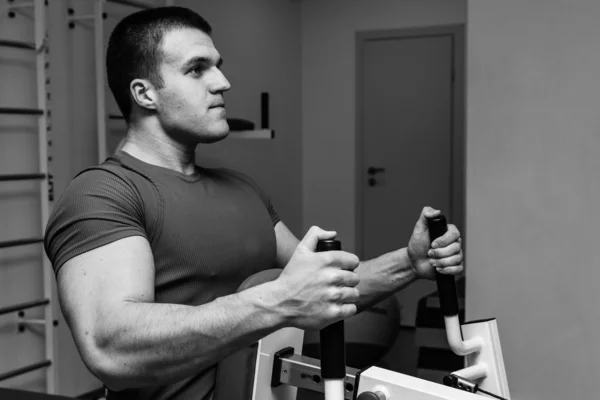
<box><xmin>106</xmin><ymin>6</ymin><xmax>212</xmax><ymax>120</ymax></box>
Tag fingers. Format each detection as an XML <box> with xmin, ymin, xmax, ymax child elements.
<box><xmin>326</xmin><ymin>269</ymin><xmax>360</xmax><ymax>287</ymax></box>
<box><xmin>430</xmin><ymin>252</ymin><xmax>463</xmax><ymax>269</ymax></box>
<box><xmin>430</xmin><ymin>223</ymin><xmax>461</xmax><ymax>249</ymax></box>
<box><xmin>426</xmin><ymin>220</ymin><xmax>463</xmax><ymax>276</ymax></box>
<box><xmin>297</xmin><ymin>226</ymin><xmax>360</xmax><ymax>271</ymax></box>
<box><xmin>411</xmin><ymin>206</ymin><xmax>442</xmax><ymax>238</ymax></box>
<box><xmin>428</xmin><ymin>241</ymin><xmax>461</xmax><ymax>259</ymax></box>
<box><xmin>430</xmin><ymin>248</ymin><xmax>463</xmax><ymax>275</ymax></box>
<box><xmin>435</xmin><ymin>262</ymin><xmax>463</xmax><ymax>275</ymax></box>
<box><xmin>325</xmin><ymin>296</ymin><xmax>359</xmax><ymax>322</ymax></box>
<box><xmin>328</xmin><ymin>286</ymin><xmax>361</xmax><ymax>304</ymax></box>
<box><xmin>298</xmin><ymin>225</ymin><xmax>337</xmax><ymax>251</ymax></box>
<box><xmin>320</xmin><ymin>250</ymin><xmax>360</xmax><ymax>271</ymax></box>
<box><xmin>422</xmin><ymin>206</ymin><xmax>441</xmax><ymax>220</ymax></box>
<box><xmin>336</xmin><ymin>303</ymin><xmax>358</xmax><ymax>320</ymax></box>
<box><xmin>419</xmin><ymin>206</ymin><xmax>442</xmax><ymax>227</ymax></box>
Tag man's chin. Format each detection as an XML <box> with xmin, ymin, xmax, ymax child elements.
<box><xmin>198</xmin><ymin>128</ymin><xmax>229</xmax><ymax>144</ymax></box>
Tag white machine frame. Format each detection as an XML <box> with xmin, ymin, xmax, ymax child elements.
<box><xmin>250</xmin><ymin>316</ymin><xmax>510</xmax><ymax>400</ymax></box>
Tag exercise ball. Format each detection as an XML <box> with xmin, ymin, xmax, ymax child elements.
<box><xmin>302</xmin><ymin>296</ymin><xmax>400</xmax><ymax>369</ymax></box>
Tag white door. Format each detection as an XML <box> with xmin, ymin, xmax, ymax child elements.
<box><xmin>360</xmin><ymin>30</ymin><xmax>460</xmax><ymax>327</ymax></box>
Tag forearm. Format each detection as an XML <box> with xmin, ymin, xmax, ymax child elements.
<box><xmin>86</xmin><ymin>282</ymin><xmax>286</xmax><ymax>390</ymax></box>
<box><xmin>354</xmin><ymin>248</ymin><xmax>417</xmax><ymax>312</ymax></box>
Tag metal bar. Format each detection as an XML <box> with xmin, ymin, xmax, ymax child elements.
<box><xmin>107</xmin><ymin>0</ymin><xmax>152</xmax><ymax>9</ymax></box>
<box><xmin>67</xmin><ymin>15</ymin><xmax>96</xmax><ymax>21</ymax></box>
<box><xmin>0</xmin><ymin>360</ymin><xmax>51</xmax><ymax>382</ymax></box>
<box><xmin>0</xmin><ymin>39</ymin><xmax>36</xmax><ymax>50</ymax></box>
<box><xmin>0</xmin><ymin>299</ymin><xmax>49</xmax><ymax>317</ymax></box>
<box><xmin>277</xmin><ymin>354</ymin><xmax>358</xmax><ymax>399</ymax></box>
<box><xmin>8</xmin><ymin>2</ymin><xmax>34</xmax><ymax>10</ymax></box>
<box><xmin>0</xmin><ymin>173</ymin><xmax>45</xmax><ymax>182</ymax></box>
<box><xmin>108</xmin><ymin>114</ymin><xmax>125</xmax><ymax>120</ymax></box>
<box><xmin>95</xmin><ymin>0</ymin><xmax>107</xmax><ymax>163</ymax></box>
<box><xmin>19</xmin><ymin>318</ymin><xmax>47</xmax><ymax>326</ymax></box>
<box><xmin>34</xmin><ymin>0</ymin><xmax>57</xmax><ymax>392</ymax></box>
<box><xmin>0</xmin><ymin>107</ymin><xmax>44</xmax><ymax>115</ymax></box>
<box><xmin>0</xmin><ymin>237</ymin><xmax>43</xmax><ymax>249</ymax></box>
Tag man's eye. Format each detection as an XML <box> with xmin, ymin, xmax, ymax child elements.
<box><xmin>190</xmin><ymin>66</ymin><xmax>204</xmax><ymax>75</ymax></box>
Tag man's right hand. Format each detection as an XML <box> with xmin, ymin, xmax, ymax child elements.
<box><xmin>274</xmin><ymin>226</ymin><xmax>360</xmax><ymax>331</ymax></box>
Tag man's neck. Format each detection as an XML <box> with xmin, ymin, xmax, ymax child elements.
<box><xmin>120</xmin><ymin>120</ymin><xmax>197</xmax><ymax>176</ymax></box>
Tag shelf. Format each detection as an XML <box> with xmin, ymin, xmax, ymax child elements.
<box><xmin>228</xmin><ymin>129</ymin><xmax>274</xmax><ymax>140</ymax></box>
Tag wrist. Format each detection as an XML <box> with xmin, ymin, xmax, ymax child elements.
<box><xmin>240</xmin><ymin>280</ymin><xmax>291</xmax><ymax>330</ymax></box>
<box><xmin>399</xmin><ymin>247</ymin><xmax>419</xmax><ymax>282</ymax></box>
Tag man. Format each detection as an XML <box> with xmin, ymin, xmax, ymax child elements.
<box><xmin>44</xmin><ymin>6</ymin><xmax>464</xmax><ymax>400</ymax></box>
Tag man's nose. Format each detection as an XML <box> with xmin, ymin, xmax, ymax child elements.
<box><xmin>212</xmin><ymin>69</ymin><xmax>231</xmax><ymax>93</ymax></box>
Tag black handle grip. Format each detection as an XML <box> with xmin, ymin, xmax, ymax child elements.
<box><xmin>427</xmin><ymin>215</ymin><xmax>459</xmax><ymax>317</ymax></box>
<box><xmin>317</xmin><ymin>239</ymin><xmax>346</xmax><ymax>379</ymax></box>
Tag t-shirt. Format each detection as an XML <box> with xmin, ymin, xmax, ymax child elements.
<box><xmin>44</xmin><ymin>150</ymin><xmax>280</xmax><ymax>400</ymax></box>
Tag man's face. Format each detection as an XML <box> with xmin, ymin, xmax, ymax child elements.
<box><xmin>155</xmin><ymin>28</ymin><xmax>231</xmax><ymax>144</ymax></box>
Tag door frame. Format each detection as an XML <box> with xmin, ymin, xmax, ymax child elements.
<box><xmin>355</xmin><ymin>24</ymin><xmax>466</xmax><ymax>260</ymax></box>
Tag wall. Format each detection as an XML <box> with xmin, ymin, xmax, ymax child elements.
<box><xmin>466</xmin><ymin>1</ymin><xmax>600</xmax><ymax>399</ymax></box>
<box><xmin>301</xmin><ymin>0</ymin><xmax>466</xmax><ymax>252</ymax></box>
<box><xmin>187</xmin><ymin>0</ymin><xmax>303</xmax><ymax>235</ymax></box>
<box><xmin>0</xmin><ymin>3</ymin><xmax>48</xmax><ymax>393</ymax></box>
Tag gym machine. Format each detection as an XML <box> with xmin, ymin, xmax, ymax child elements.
<box><xmin>215</xmin><ymin>215</ymin><xmax>510</xmax><ymax>400</ymax></box>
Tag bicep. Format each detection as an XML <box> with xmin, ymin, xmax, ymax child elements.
<box><xmin>274</xmin><ymin>221</ymin><xmax>300</xmax><ymax>268</ymax></box>
<box><xmin>57</xmin><ymin>236</ymin><xmax>155</xmax><ymax>348</ymax></box>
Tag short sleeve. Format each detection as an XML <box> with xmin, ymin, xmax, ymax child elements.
<box><xmin>44</xmin><ymin>167</ymin><xmax>148</xmax><ymax>275</ymax></box>
<box><xmin>221</xmin><ymin>169</ymin><xmax>280</xmax><ymax>226</ymax></box>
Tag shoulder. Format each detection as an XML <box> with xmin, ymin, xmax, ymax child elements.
<box><xmin>59</xmin><ymin>163</ymin><xmax>143</xmax><ymax>208</ymax></box>
<box><xmin>48</xmin><ymin>162</ymin><xmax>147</xmax><ymax>230</ymax></box>
<box><xmin>45</xmin><ymin>162</ymin><xmax>151</xmax><ymax>274</ymax></box>
<box><xmin>65</xmin><ymin>152</ymin><xmax>164</xmax><ymax>204</ymax></box>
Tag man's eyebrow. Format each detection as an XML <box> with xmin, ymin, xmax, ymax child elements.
<box><xmin>182</xmin><ymin>56</ymin><xmax>223</xmax><ymax>70</ymax></box>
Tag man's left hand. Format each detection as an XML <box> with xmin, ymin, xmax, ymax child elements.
<box><xmin>407</xmin><ymin>206</ymin><xmax>463</xmax><ymax>280</ymax></box>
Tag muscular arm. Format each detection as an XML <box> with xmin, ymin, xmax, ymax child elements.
<box><xmin>58</xmin><ymin>236</ymin><xmax>288</xmax><ymax>391</ymax></box>
<box><xmin>274</xmin><ymin>222</ymin><xmax>417</xmax><ymax>312</ymax></box>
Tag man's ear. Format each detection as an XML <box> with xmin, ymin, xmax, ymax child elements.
<box><xmin>130</xmin><ymin>79</ymin><xmax>158</xmax><ymax>111</ymax></box>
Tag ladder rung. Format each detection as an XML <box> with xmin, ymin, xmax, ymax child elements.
<box><xmin>0</xmin><ymin>298</ymin><xmax>50</xmax><ymax>317</ymax></box>
<box><xmin>0</xmin><ymin>237</ymin><xmax>44</xmax><ymax>249</ymax></box>
<box><xmin>0</xmin><ymin>360</ymin><xmax>52</xmax><ymax>382</ymax></box>
<box><xmin>107</xmin><ymin>0</ymin><xmax>152</xmax><ymax>9</ymax></box>
<box><xmin>0</xmin><ymin>107</ymin><xmax>44</xmax><ymax>115</ymax></box>
<box><xmin>0</xmin><ymin>173</ymin><xmax>46</xmax><ymax>182</ymax></box>
<box><xmin>0</xmin><ymin>39</ymin><xmax>36</xmax><ymax>51</ymax></box>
